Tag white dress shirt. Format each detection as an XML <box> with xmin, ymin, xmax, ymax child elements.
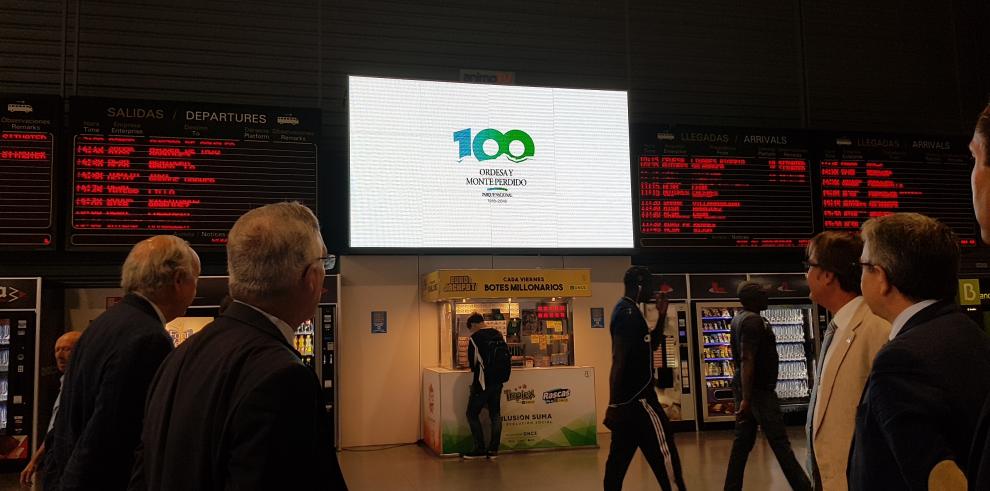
<box><xmin>233</xmin><ymin>300</ymin><xmax>296</xmax><ymax>346</ymax></box>
<box><xmin>888</xmin><ymin>299</ymin><xmax>938</xmax><ymax>340</ymax></box>
<box><xmin>131</xmin><ymin>291</ymin><xmax>166</xmax><ymax>326</ymax></box>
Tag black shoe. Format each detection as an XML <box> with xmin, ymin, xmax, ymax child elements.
<box><xmin>460</xmin><ymin>450</ymin><xmax>487</xmax><ymax>460</ymax></box>
<box><xmin>487</xmin><ymin>451</ymin><xmax>498</xmax><ymax>460</ymax></box>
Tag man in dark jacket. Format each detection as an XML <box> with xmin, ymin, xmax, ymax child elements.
<box><xmin>723</xmin><ymin>282</ymin><xmax>810</xmax><ymax>491</ymax></box>
<box><xmin>461</xmin><ymin>312</ymin><xmax>506</xmax><ymax>460</ymax></box>
<box><xmin>848</xmin><ymin>213</ymin><xmax>990</xmax><ymax>490</ymax></box>
<box><xmin>603</xmin><ymin>266</ymin><xmax>686</xmax><ymax>491</ymax></box>
<box><xmin>43</xmin><ymin>235</ymin><xmax>200</xmax><ymax>491</ymax></box>
<box><xmin>130</xmin><ymin>202</ymin><xmax>346</xmax><ymax>490</ymax></box>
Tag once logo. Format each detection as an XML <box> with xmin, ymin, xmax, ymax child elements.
<box><xmin>453</xmin><ymin>128</ymin><xmax>534</xmax><ymax>163</ymax></box>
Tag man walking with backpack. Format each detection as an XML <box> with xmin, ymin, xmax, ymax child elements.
<box><xmin>462</xmin><ymin>312</ymin><xmax>510</xmax><ymax>460</ymax></box>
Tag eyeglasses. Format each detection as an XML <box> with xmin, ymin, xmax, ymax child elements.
<box><xmin>303</xmin><ymin>255</ymin><xmax>336</xmax><ymax>278</ymax></box>
<box><xmin>317</xmin><ymin>255</ymin><xmax>336</xmax><ymax>272</ymax></box>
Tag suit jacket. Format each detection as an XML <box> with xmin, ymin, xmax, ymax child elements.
<box><xmin>806</xmin><ymin>300</ymin><xmax>890</xmax><ymax>490</ymax></box>
<box><xmin>43</xmin><ymin>294</ymin><xmax>173</xmax><ymax>491</ymax></box>
<box><xmin>971</xmin><ymin>393</ymin><xmax>990</xmax><ymax>490</ymax></box>
<box><xmin>847</xmin><ymin>300</ymin><xmax>990</xmax><ymax>490</ymax></box>
<box><xmin>129</xmin><ymin>301</ymin><xmax>347</xmax><ymax>490</ymax></box>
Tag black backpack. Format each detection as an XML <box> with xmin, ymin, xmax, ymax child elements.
<box><xmin>472</xmin><ymin>332</ymin><xmax>512</xmax><ymax>387</ymax></box>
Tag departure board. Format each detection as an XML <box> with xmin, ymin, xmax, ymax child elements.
<box><xmin>68</xmin><ymin>98</ymin><xmax>319</xmax><ymax>248</ymax></box>
<box><xmin>817</xmin><ymin>133</ymin><xmax>977</xmax><ymax>246</ymax></box>
<box><xmin>0</xmin><ymin>94</ymin><xmax>59</xmax><ymax>249</ymax></box>
<box><xmin>636</xmin><ymin>126</ymin><xmax>815</xmax><ymax>248</ymax></box>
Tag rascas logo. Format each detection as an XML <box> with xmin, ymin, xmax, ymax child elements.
<box><xmin>542</xmin><ymin>388</ymin><xmax>571</xmax><ymax>404</ymax></box>
<box><xmin>504</xmin><ymin>384</ymin><xmax>536</xmax><ymax>404</ymax></box>
<box><xmin>453</xmin><ymin>128</ymin><xmax>534</xmax><ymax>163</ymax></box>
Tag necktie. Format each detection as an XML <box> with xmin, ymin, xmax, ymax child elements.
<box><xmin>809</xmin><ymin>320</ymin><xmax>837</xmax><ymax>426</ymax></box>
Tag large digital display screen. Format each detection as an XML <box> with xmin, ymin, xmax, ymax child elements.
<box><xmin>636</xmin><ymin>125</ymin><xmax>815</xmax><ymax>248</ymax></box>
<box><xmin>348</xmin><ymin>76</ymin><xmax>633</xmax><ymax>250</ymax></box>
<box><xmin>817</xmin><ymin>132</ymin><xmax>978</xmax><ymax>246</ymax></box>
<box><xmin>0</xmin><ymin>94</ymin><xmax>59</xmax><ymax>249</ymax></box>
<box><xmin>68</xmin><ymin>97</ymin><xmax>319</xmax><ymax>248</ymax></box>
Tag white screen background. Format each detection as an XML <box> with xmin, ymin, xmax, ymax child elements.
<box><xmin>348</xmin><ymin>76</ymin><xmax>632</xmax><ymax>249</ymax></box>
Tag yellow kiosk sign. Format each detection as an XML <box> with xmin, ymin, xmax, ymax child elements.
<box><xmin>423</xmin><ymin>269</ymin><xmax>592</xmax><ymax>301</ymax></box>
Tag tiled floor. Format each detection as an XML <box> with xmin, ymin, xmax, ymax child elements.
<box><xmin>338</xmin><ymin>427</ymin><xmax>809</xmax><ymax>490</ymax></box>
<box><xmin>0</xmin><ymin>427</ymin><xmax>809</xmax><ymax>490</ymax></box>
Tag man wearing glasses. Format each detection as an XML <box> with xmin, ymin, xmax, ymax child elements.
<box><xmin>848</xmin><ymin>213</ymin><xmax>990</xmax><ymax>490</ymax></box>
<box><xmin>803</xmin><ymin>232</ymin><xmax>889</xmax><ymax>490</ymax></box>
<box><xmin>131</xmin><ymin>202</ymin><xmax>347</xmax><ymax>490</ymax></box>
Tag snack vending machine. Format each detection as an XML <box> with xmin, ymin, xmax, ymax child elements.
<box><xmin>691</xmin><ymin>273</ymin><xmax>819</xmax><ymax>426</ymax></box>
<box><xmin>0</xmin><ymin>278</ymin><xmax>39</xmax><ymax>467</ymax></box>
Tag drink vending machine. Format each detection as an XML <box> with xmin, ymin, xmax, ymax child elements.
<box><xmin>646</xmin><ymin>274</ymin><xmax>696</xmax><ymax>429</ymax></box>
<box><xmin>0</xmin><ymin>278</ymin><xmax>40</xmax><ymax>468</ymax></box>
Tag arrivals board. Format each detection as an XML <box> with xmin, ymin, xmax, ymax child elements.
<box><xmin>817</xmin><ymin>132</ymin><xmax>977</xmax><ymax>246</ymax></box>
<box><xmin>68</xmin><ymin>98</ymin><xmax>319</xmax><ymax>248</ymax></box>
<box><xmin>636</xmin><ymin>125</ymin><xmax>815</xmax><ymax>248</ymax></box>
<box><xmin>0</xmin><ymin>95</ymin><xmax>59</xmax><ymax>249</ymax></box>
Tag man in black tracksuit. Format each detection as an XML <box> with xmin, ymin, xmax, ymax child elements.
<box><xmin>604</xmin><ymin>266</ymin><xmax>687</xmax><ymax>491</ymax></box>
<box><xmin>463</xmin><ymin>313</ymin><xmax>506</xmax><ymax>460</ymax></box>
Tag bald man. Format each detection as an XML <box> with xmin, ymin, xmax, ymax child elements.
<box><xmin>43</xmin><ymin>236</ymin><xmax>200</xmax><ymax>491</ymax></box>
<box><xmin>20</xmin><ymin>331</ymin><xmax>82</xmax><ymax>486</ymax></box>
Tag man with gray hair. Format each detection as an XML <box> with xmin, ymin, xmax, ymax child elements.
<box><xmin>848</xmin><ymin>213</ymin><xmax>990</xmax><ymax>490</ymax></box>
<box><xmin>44</xmin><ymin>235</ymin><xmax>200</xmax><ymax>491</ymax></box>
<box><xmin>132</xmin><ymin>202</ymin><xmax>346</xmax><ymax>490</ymax></box>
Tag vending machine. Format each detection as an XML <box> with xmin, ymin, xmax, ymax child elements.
<box><xmin>313</xmin><ymin>275</ymin><xmax>340</xmax><ymax>449</ymax></box>
<box><xmin>689</xmin><ymin>273</ymin><xmax>819</xmax><ymax>426</ymax></box>
<box><xmin>647</xmin><ymin>274</ymin><xmax>696</xmax><ymax>429</ymax></box>
<box><xmin>0</xmin><ymin>278</ymin><xmax>40</xmax><ymax>467</ymax></box>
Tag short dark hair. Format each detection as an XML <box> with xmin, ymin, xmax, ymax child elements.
<box><xmin>737</xmin><ymin>281</ymin><xmax>767</xmax><ymax>306</ymax></box>
<box><xmin>861</xmin><ymin>213</ymin><xmax>960</xmax><ymax>302</ymax></box>
<box><xmin>623</xmin><ymin>266</ymin><xmax>652</xmax><ymax>289</ymax></box>
<box><xmin>466</xmin><ymin>313</ymin><xmax>485</xmax><ymax>327</ymax></box>
<box><xmin>808</xmin><ymin>231</ymin><xmax>863</xmax><ymax>295</ymax></box>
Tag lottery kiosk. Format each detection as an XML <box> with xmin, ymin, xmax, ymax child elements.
<box><xmin>421</xmin><ymin>269</ymin><xmax>597</xmax><ymax>456</ymax></box>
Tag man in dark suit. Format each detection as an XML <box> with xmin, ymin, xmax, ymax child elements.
<box><xmin>848</xmin><ymin>212</ymin><xmax>990</xmax><ymax>490</ymax></box>
<box><xmin>43</xmin><ymin>236</ymin><xmax>201</xmax><ymax>491</ymax></box>
<box><xmin>131</xmin><ymin>202</ymin><xmax>346</xmax><ymax>490</ymax></box>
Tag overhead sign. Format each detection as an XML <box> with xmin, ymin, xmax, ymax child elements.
<box><xmin>459</xmin><ymin>69</ymin><xmax>515</xmax><ymax>85</ymax></box>
<box><xmin>423</xmin><ymin>269</ymin><xmax>592</xmax><ymax>301</ymax></box>
<box><xmin>67</xmin><ymin>97</ymin><xmax>319</xmax><ymax>248</ymax></box>
<box><xmin>0</xmin><ymin>94</ymin><xmax>59</xmax><ymax>249</ymax></box>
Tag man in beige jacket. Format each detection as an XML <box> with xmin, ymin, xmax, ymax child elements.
<box><xmin>804</xmin><ymin>231</ymin><xmax>890</xmax><ymax>490</ymax></box>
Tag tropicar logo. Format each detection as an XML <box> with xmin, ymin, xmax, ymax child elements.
<box><xmin>542</xmin><ymin>388</ymin><xmax>571</xmax><ymax>404</ymax></box>
<box><xmin>504</xmin><ymin>384</ymin><xmax>536</xmax><ymax>404</ymax></box>
<box><xmin>453</xmin><ymin>128</ymin><xmax>534</xmax><ymax>163</ymax></box>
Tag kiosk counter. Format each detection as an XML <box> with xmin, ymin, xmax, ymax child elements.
<box><xmin>421</xmin><ymin>269</ymin><xmax>598</xmax><ymax>456</ymax></box>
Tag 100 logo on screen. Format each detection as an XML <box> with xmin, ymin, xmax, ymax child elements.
<box><xmin>453</xmin><ymin>128</ymin><xmax>534</xmax><ymax>163</ymax></box>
